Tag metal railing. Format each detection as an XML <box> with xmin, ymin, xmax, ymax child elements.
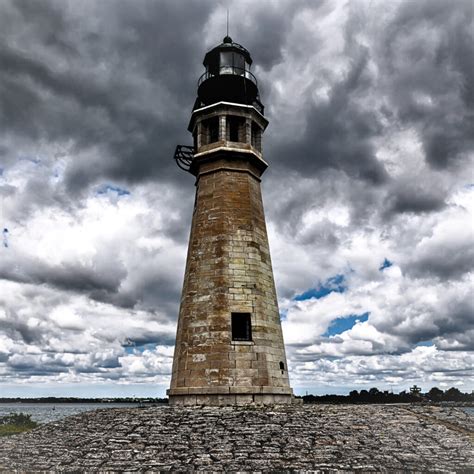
<box><xmin>174</xmin><ymin>145</ymin><xmax>195</xmax><ymax>173</ymax></box>
<box><xmin>198</xmin><ymin>66</ymin><xmax>258</xmax><ymax>88</ymax></box>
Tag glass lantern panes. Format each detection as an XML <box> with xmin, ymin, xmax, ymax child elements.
<box><xmin>233</xmin><ymin>53</ymin><xmax>245</xmax><ymax>75</ymax></box>
<box><xmin>220</xmin><ymin>52</ymin><xmax>233</xmax><ymax>74</ymax></box>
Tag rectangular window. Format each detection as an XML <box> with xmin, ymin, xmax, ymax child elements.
<box><xmin>203</xmin><ymin>117</ymin><xmax>219</xmax><ymax>145</ymax></box>
<box><xmin>229</xmin><ymin>117</ymin><xmax>239</xmax><ymax>142</ymax></box>
<box><xmin>231</xmin><ymin>312</ymin><xmax>252</xmax><ymax>341</ymax></box>
<box><xmin>251</xmin><ymin>122</ymin><xmax>262</xmax><ymax>151</ymax></box>
<box><xmin>227</xmin><ymin>116</ymin><xmax>245</xmax><ymax>143</ymax></box>
<box><xmin>209</xmin><ymin>118</ymin><xmax>219</xmax><ymax>143</ymax></box>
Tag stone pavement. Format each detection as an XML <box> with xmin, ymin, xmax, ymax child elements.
<box><xmin>0</xmin><ymin>404</ymin><xmax>472</xmax><ymax>472</ymax></box>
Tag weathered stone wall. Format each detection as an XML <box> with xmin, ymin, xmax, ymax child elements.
<box><xmin>0</xmin><ymin>405</ymin><xmax>472</xmax><ymax>472</ymax></box>
<box><xmin>169</xmin><ymin>152</ymin><xmax>292</xmax><ymax>405</ymax></box>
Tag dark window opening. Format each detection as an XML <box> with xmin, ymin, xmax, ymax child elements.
<box><xmin>229</xmin><ymin>118</ymin><xmax>239</xmax><ymax>142</ymax></box>
<box><xmin>202</xmin><ymin>117</ymin><xmax>219</xmax><ymax>145</ymax></box>
<box><xmin>227</xmin><ymin>116</ymin><xmax>245</xmax><ymax>143</ymax></box>
<box><xmin>210</xmin><ymin>121</ymin><xmax>218</xmax><ymax>143</ymax></box>
<box><xmin>231</xmin><ymin>312</ymin><xmax>252</xmax><ymax>341</ymax></box>
<box><xmin>251</xmin><ymin>122</ymin><xmax>262</xmax><ymax>151</ymax></box>
<box><xmin>279</xmin><ymin>361</ymin><xmax>285</xmax><ymax>372</ymax></box>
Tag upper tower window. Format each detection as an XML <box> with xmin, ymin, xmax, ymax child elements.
<box><xmin>251</xmin><ymin>122</ymin><xmax>262</xmax><ymax>151</ymax></box>
<box><xmin>202</xmin><ymin>117</ymin><xmax>219</xmax><ymax>145</ymax></box>
<box><xmin>227</xmin><ymin>116</ymin><xmax>245</xmax><ymax>142</ymax></box>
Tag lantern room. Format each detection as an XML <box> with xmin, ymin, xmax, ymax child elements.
<box><xmin>174</xmin><ymin>37</ymin><xmax>268</xmax><ymax>175</ymax></box>
<box><xmin>196</xmin><ymin>36</ymin><xmax>263</xmax><ymax>113</ymax></box>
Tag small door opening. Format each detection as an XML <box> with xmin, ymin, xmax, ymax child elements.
<box><xmin>231</xmin><ymin>312</ymin><xmax>252</xmax><ymax>341</ymax></box>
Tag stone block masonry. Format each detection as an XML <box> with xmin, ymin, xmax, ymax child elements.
<box><xmin>0</xmin><ymin>405</ymin><xmax>472</xmax><ymax>471</ymax></box>
<box><xmin>171</xmin><ymin>44</ymin><xmax>294</xmax><ymax>404</ymax></box>
<box><xmin>169</xmin><ymin>150</ymin><xmax>294</xmax><ymax>405</ymax></box>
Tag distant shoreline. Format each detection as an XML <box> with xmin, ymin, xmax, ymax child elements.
<box><xmin>0</xmin><ymin>398</ymin><xmax>168</xmax><ymax>404</ymax></box>
<box><xmin>0</xmin><ymin>398</ymin><xmax>472</xmax><ymax>407</ymax></box>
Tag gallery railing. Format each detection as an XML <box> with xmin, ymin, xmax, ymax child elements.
<box><xmin>197</xmin><ymin>66</ymin><xmax>258</xmax><ymax>88</ymax></box>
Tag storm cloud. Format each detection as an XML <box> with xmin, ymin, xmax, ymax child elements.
<box><xmin>0</xmin><ymin>0</ymin><xmax>472</xmax><ymax>396</ymax></box>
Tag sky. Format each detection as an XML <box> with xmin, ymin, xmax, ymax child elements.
<box><xmin>0</xmin><ymin>0</ymin><xmax>473</xmax><ymax>398</ymax></box>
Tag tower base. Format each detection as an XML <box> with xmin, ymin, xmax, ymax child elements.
<box><xmin>169</xmin><ymin>394</ymin><xmax>297</xmax><ymax>406</ymax></box>
<box><xmin>167</xmin><ymin>387</ymin><xmax>298</xmax><ymax>406</ymax></box>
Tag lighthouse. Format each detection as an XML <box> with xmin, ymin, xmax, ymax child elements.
<box><xmin>168</xmin><ymin>36</ymin><xmax>294</xmax><ymax>406</ymax></box>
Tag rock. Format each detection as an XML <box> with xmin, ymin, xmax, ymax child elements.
<box><xmin>0</xmin><ymin>405</ymin><xmax>472</xmax><ymax>472</ymax></box>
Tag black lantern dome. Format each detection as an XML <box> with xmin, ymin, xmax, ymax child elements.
<box><xmin>195</xmin><ymin>37</ymin><xmax>264</xmax><ymax>114</ymax></box>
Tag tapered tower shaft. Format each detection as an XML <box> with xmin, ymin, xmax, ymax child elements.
<box><xmin>169</xmin><ymin>38</ymin><xmax>294</xmax><ymax>405</ymax></box>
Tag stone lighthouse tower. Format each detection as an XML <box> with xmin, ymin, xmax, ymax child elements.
<box><xmin>168</xmin><ymin>36</ymin><xmax>294</xmax><ymax>406</ymax></box>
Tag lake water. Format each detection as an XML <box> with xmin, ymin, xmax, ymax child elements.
<box><xmin>0</xmin><ymin>403</ymin><xmax>143</xmax><ymax>424</ymax></box>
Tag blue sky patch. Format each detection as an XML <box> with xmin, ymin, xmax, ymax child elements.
<box><xmin>2</xmin><ymin>228</ymin><xmax>8</xmax><ymax>248</ymax></box>
<box><xmin>123</xmin><ymin>342</ymin><xmax>158</xmax><ymax>354</ymax></box>
<box><xmin>96</xmin><ymin>184</ymin><xmax>131</xmax><ymax>197</ymax></box>
<box><xmin>415</xmin><ymin>340</ymin><xmax>434</xmax><ymax>347</ymax></box>
<box><xmin>323</xmin><ymin>312</ymin><xmax>369</xmax><ymax>337</ymax></box>
<box><xmin>20</xmin><ymin>156</ymin><xmax>41</xmax><ymax>165</ymax></box>
<box><xmin>379</xmin><ymin>258</ymin><xmax>393</xmax><ymax>271</ymax></box>
<box><xmin>294</xmin><ymin>274</ymin><xmax>346</xmax><ymax>301</ymax></box>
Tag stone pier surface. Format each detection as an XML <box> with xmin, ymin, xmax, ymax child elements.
<box><xmin>0</xmin><ymin>405</ymin><xmax>472</xmax><ymax>472</ymax></box>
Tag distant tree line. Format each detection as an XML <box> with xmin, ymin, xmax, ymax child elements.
<box><xmin>1</xmin><ymin>387</ymin><xmax>471</xmax><ymax>405</ymax></box>
<box><xmin>300</xmin><ymin>386</ymin><xmax>474</xmax><ymax>404</ymax></box>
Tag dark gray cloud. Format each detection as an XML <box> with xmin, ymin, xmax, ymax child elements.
<box><xmin>0</xmin><ymin>0</ymin><xmax>217</xmax><ymax>192</ymax></box>
<box><xmin>384</xmin><ymin>189</ymin><xmax>446</xmax><ymax>215</ymax></box>
<box><xmin>1</xmin><ymin>0</ymin><xmax>471</xmax><ymax>195</ymax></box>
<box><xmin>408</xmin><ymin>241</ymin><xmax>474</xmax><ymax>279</ymax></box>
<box><xmin>0</xmin><ymin>241</ymin><xmax>184</xmax><ymax>317</ymax></box>
<box><xmin>379</xmin><ymin>0</ymin><xmax>473</xmax><ymax>169</ymax></box>
<box><xmin>269</xmin><ymin>46</ymin><xmax>388</xmax><ymax>185</ymax></box>
<box><xmin>261</xmin><ymin>0</ymin><xmax>472</xmax><ymax>238</ymax></box>
<box><xmin>1</xmin><ymin>309</ymin><xmax>48</xmax><ymax>345</ymax></box>
<box><xmin>230</xmin><ymin>0</ymin><xmax>319</xmax><ymax>71</ymax></box>
<box><xmin>0</xmin><ymin>253</ymin><xmax>126</xmax><ymax>296</ymax></box>
<box><xmin>383</xmin><ymin>179</ymin><xmax>448</xmax><ymax>216</ymax></box>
